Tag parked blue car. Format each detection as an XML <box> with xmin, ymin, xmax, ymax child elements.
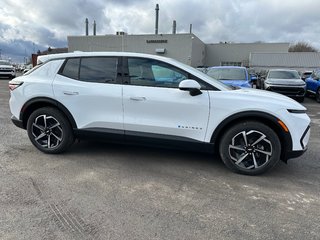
<box><xmin>206</xmin><ymin>66</ymin><xmax>253</xmax><ymax>88</ymax></box>
<box><xmin>305</xmin><ymin>69</ymin><xmax>320</xmax><ymax>102</ymax></box>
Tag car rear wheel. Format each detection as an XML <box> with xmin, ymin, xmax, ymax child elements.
<box><xmin>219</xmin><ymin>121</ymin><xmax>281</xmax><ymax>175</ymax></box>
<box><xmin>27</xmin><ymin>107</ymin><xmax>74</xmax><ymax>153</ymax></box>
<box><xmin>316</xmin><ymin>88</ymin><xmax>320</xmax><ymax>103</ymax></box>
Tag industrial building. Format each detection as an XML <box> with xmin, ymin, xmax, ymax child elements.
<box><xmin>68</xmin><ymin>33</ymin><xmax>290</xmax><ymax>68</ymax></box>
<box><xmin>250</xmin><ymin>52</ymin><xmax>320</xmax><ymax>71</ymax></box>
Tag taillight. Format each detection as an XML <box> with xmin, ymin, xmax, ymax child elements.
<box><xmin>9</xmin><ymin>80</ymin><xmax>23</xmax><ymax>91</ymax></box>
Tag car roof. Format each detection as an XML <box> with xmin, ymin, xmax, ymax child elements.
<box><xmin>37</xmin><ymin>51</ymin><xmax>178</xmax><ymax>64</ymax></box>
<box><xmin>207</xmin><ymin>66</ymin><xmax>245</xmax><ymax>69</ymax></box>
<box><xmin>268</xmin><ymin>69</ymin><xmax>298</xmax><ymax>72</ymax></box>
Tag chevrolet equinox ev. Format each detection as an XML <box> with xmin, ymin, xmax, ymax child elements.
<box><xmin>9</xmin><ymin>52</ymin><xmax>311</xmax><ymax>175</ymax></box>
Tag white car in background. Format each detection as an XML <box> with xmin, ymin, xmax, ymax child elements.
<box><xmin>262</xmin><ymin>69</ymin><xmax>306</xmax><ymax>102</ymax></box>
<box><xmin>0</xmin><ymin>60</ymin><xmax>16</xmax><ymax>79</ymax></box>
<box><xmin>8</xmin><ymin>52</ymin><xmax>310</xmax><ymax>175</ymax></box>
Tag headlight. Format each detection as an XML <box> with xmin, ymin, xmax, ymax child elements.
<box><xmin>264</xmin><ymin>81</ymin><xmax>271</xmax><ymax>89</ymax></box>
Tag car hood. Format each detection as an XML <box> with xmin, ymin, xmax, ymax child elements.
<box><xmin>265</xmin><ymin>78</ymin><xmax>305</xmax><ymax>86</ymax></box>
<box><xmin>225</xmin><ymin>88</ymin><xmax>306</xmax><ymax>110</ymax></box>
<box><xmin>220</xmin><ymin>80</ymin><xmax>250</xmax><ymax>88</ymax></box>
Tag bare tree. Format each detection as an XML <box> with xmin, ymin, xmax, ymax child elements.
<box><xmin>289</xmin><ymin>42</ymin><xmax>318</xmax><ymax>52</ymax></box>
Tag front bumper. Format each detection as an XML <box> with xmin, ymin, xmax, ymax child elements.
<box><xmin>283</xmin><ymin>125</ymin><xmax>310</xmax><ymax>161</ymax></box>
<box><xmin>265</xmin><ymin>85</ymin><xmax>305</xmax><ymax>97</ymax></box>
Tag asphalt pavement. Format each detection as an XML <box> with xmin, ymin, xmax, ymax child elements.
<box><xmin>0</xmin><ymin>77</ymin><xmax>319</xmax><ymax>240</ymax></box>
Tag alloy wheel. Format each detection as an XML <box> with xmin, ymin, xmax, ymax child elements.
<box><xmin>228</xmin><ymin>130</ymin><xmax>272</xmax><ymax>170</ymax></box>
<box><xmin>31</xmin><ymin>114</ymin><xmax>63</xmax><ymax>149</ymax></box>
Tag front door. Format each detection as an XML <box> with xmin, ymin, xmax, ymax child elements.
<box><xmin>122</xmin><ymin>57</ymin><xmax>210</xmax><ymax>142</ymax></box>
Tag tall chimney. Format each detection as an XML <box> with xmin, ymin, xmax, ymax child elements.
<box><xmin>189</xmin><ymin>24</ymin><xmax>193</xmax><ymax>34</ymax></box>
<box><xmin>155</xmin><ymin>4</ymin><xmax>159</xmax><ymax>34</ymax></box>
<box><xmin>93</xmin><ymin>20</ymin><xmax>96</xmax><ymax>36</ymax></box>
<box><xmin>85</xmin><ymin>18</ymin><xmax>89</xmax><ymax>36</ymax></box>
<box><xmin>172</xmin><ymin>20</ymin><xmax>176</xmax><ymax>34</ymax></box>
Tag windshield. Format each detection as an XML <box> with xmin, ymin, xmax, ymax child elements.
<box><xmin>268</xmin><ymin>70</ymin><xmax>300</xmax><ymax>79</ymax></box>
<box><xmin>206</xmin><ymin>68</ymin><xmax>246</xmax><ymax>81</ymax></box>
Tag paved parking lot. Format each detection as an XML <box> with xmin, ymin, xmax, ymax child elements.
<box><xmin>0</xmin><ymin>78</ymin><xmax>319</xmax><ymax>240</ymax></box>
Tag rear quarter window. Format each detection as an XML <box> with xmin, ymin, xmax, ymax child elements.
<box><xmin>60</xmin><ymin>58</ymin><xmax>80</xmax><ymax>79</ymax></box>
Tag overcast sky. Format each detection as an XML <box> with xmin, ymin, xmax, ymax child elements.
<box><xmin>1</xmin><ymin>0</ymin><xmax>319</xmax><ymax>63</ymax></box>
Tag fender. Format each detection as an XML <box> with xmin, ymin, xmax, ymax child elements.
<box><xmin>210</xmin><ymin>111</ymin><xmax>293</xmax><ymax>161</ymax></box>
<box><xmin>20</xmin><ymin>97</ymin><xmax>77</xmax><ymax>129</ymax></box>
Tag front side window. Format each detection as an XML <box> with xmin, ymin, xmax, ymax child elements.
<box><xmin>128</xmin><ymin>58</ymin><xmax>188</xmax><ymax>88</ymax></box>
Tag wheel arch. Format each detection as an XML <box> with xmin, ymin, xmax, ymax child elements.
<box><xmin>210</xmin><ymin>111</ymin><xmax>293</xmax><ymax>162</ymax></box>
<box><xmin>19</xmin><ymin>97</ymin><xmax>77</xmax><ymax>130</ymax></box>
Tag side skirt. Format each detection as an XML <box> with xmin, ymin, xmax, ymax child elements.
<box><xmin>73</xmin><ymin>128</ymin><xmax>214</xmax><ymax>153</ymax></box>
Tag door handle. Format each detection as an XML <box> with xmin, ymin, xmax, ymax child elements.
<box><xmin>63</xmin><ymin>91</ymin><xmax>79</xmax><ymax>95</ymax></box>
<box><xmin>130</xmin><ymin>97</ymin><xmax>146</xmax><ymax>101</ymax></box>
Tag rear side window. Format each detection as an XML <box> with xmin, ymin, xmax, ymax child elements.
<box><xmin>59</xmin><ymin>57</ymin><xmax>118</xmax><ymax>83</ymax></box>
<box><xmin>80</xmin><ymin>57</ymin><xmax>118</xmax><ymax>83</ymax></box>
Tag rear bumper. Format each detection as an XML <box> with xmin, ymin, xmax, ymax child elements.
<box><xmin>11</xmin><ymin>115</ymin><xmax>25</xmax><ymax>129</ymax></box>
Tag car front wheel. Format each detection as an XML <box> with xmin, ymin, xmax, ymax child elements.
<box><xmin>27</xmin><ymin>107</ymin><xmax>74</xmax><ymax>153</ymax></box>
<box><xmin>219</xmin><ymin>121</ymin><xmax>281</xmax><ymax>175</ymax></box>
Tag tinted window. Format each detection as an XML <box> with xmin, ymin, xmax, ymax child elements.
<box><xmin>60</xmin><ymin>58</ymin><xmax>80</xmax><ymax>79</ymax></box>
<box><xmin>207</xmin><ymin>68</ymin><xmax>246</xmax><ymax>80</ymax></box>
<box><xmin>128</xmin><ymin>58</ymin><xmax>188</xmax><ymax>88</ymax></box>
<box><xmin>80</xmin><ymin>57</ymin><xmax>118</xmax><ymax>83</ymax></box>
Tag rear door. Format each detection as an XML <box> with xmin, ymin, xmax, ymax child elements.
<box><xmin>53</xmin><ymin>56</ymin><xmax>124</xmax><ymax>131</ymax></box>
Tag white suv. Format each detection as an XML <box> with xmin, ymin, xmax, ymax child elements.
<box><xmin>0</xmin><ymin>60</ymin><xmax>16</xmax><ymax>79</ymax></box>
<box><xmin>8</xmin><ymin>52</ymin><xmax>310</xmax><ymax>175</ymax></box>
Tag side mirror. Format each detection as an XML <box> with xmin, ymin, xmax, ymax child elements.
<box><xmin>179</xmin><ymin>79</ymin><xmax>202</xmax><ymax>96</ymax></box>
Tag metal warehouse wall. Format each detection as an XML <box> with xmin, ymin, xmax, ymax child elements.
<box><xmin>205</xmin><ymin>42</ymin><xmax>289</xmax><ymax>67</ymax></box>
<box><xmin>250</xmin><ymin>52</ymin><xmax>320</xmax><ymax>71</ymax></box>
<box><xmin>68</xmin><ymin>33</ymin><xmax>205</xmax><ymax>67</ymax></box>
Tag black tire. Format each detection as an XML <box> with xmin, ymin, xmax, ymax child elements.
<box><xmin>305</xmin><ymin>91</ymin><xmax>310</xmax><ymax>98</ymax></box>
<box><xmin>219</xmin><ymin>121</ymin><xmax>281</xmax><ymax>175</ymax></box>
<box><xmin>256</xmin><ymin>79</ymin><xmax>261</xmax><ymax>89</ymax></box>
<box><xmin>316</xmin><ymin>88</ymin><xmax>320</xmax><ymax>103</ymax></box>
<box><xmin>27</xmin><ymin>107</ymin><xmax>74</xmax><ymax>154</ymax></box>
<box><xmin>297</xmin><ymin>97</ymin><xmax>304</xmax><ymax>103</ymax></box>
